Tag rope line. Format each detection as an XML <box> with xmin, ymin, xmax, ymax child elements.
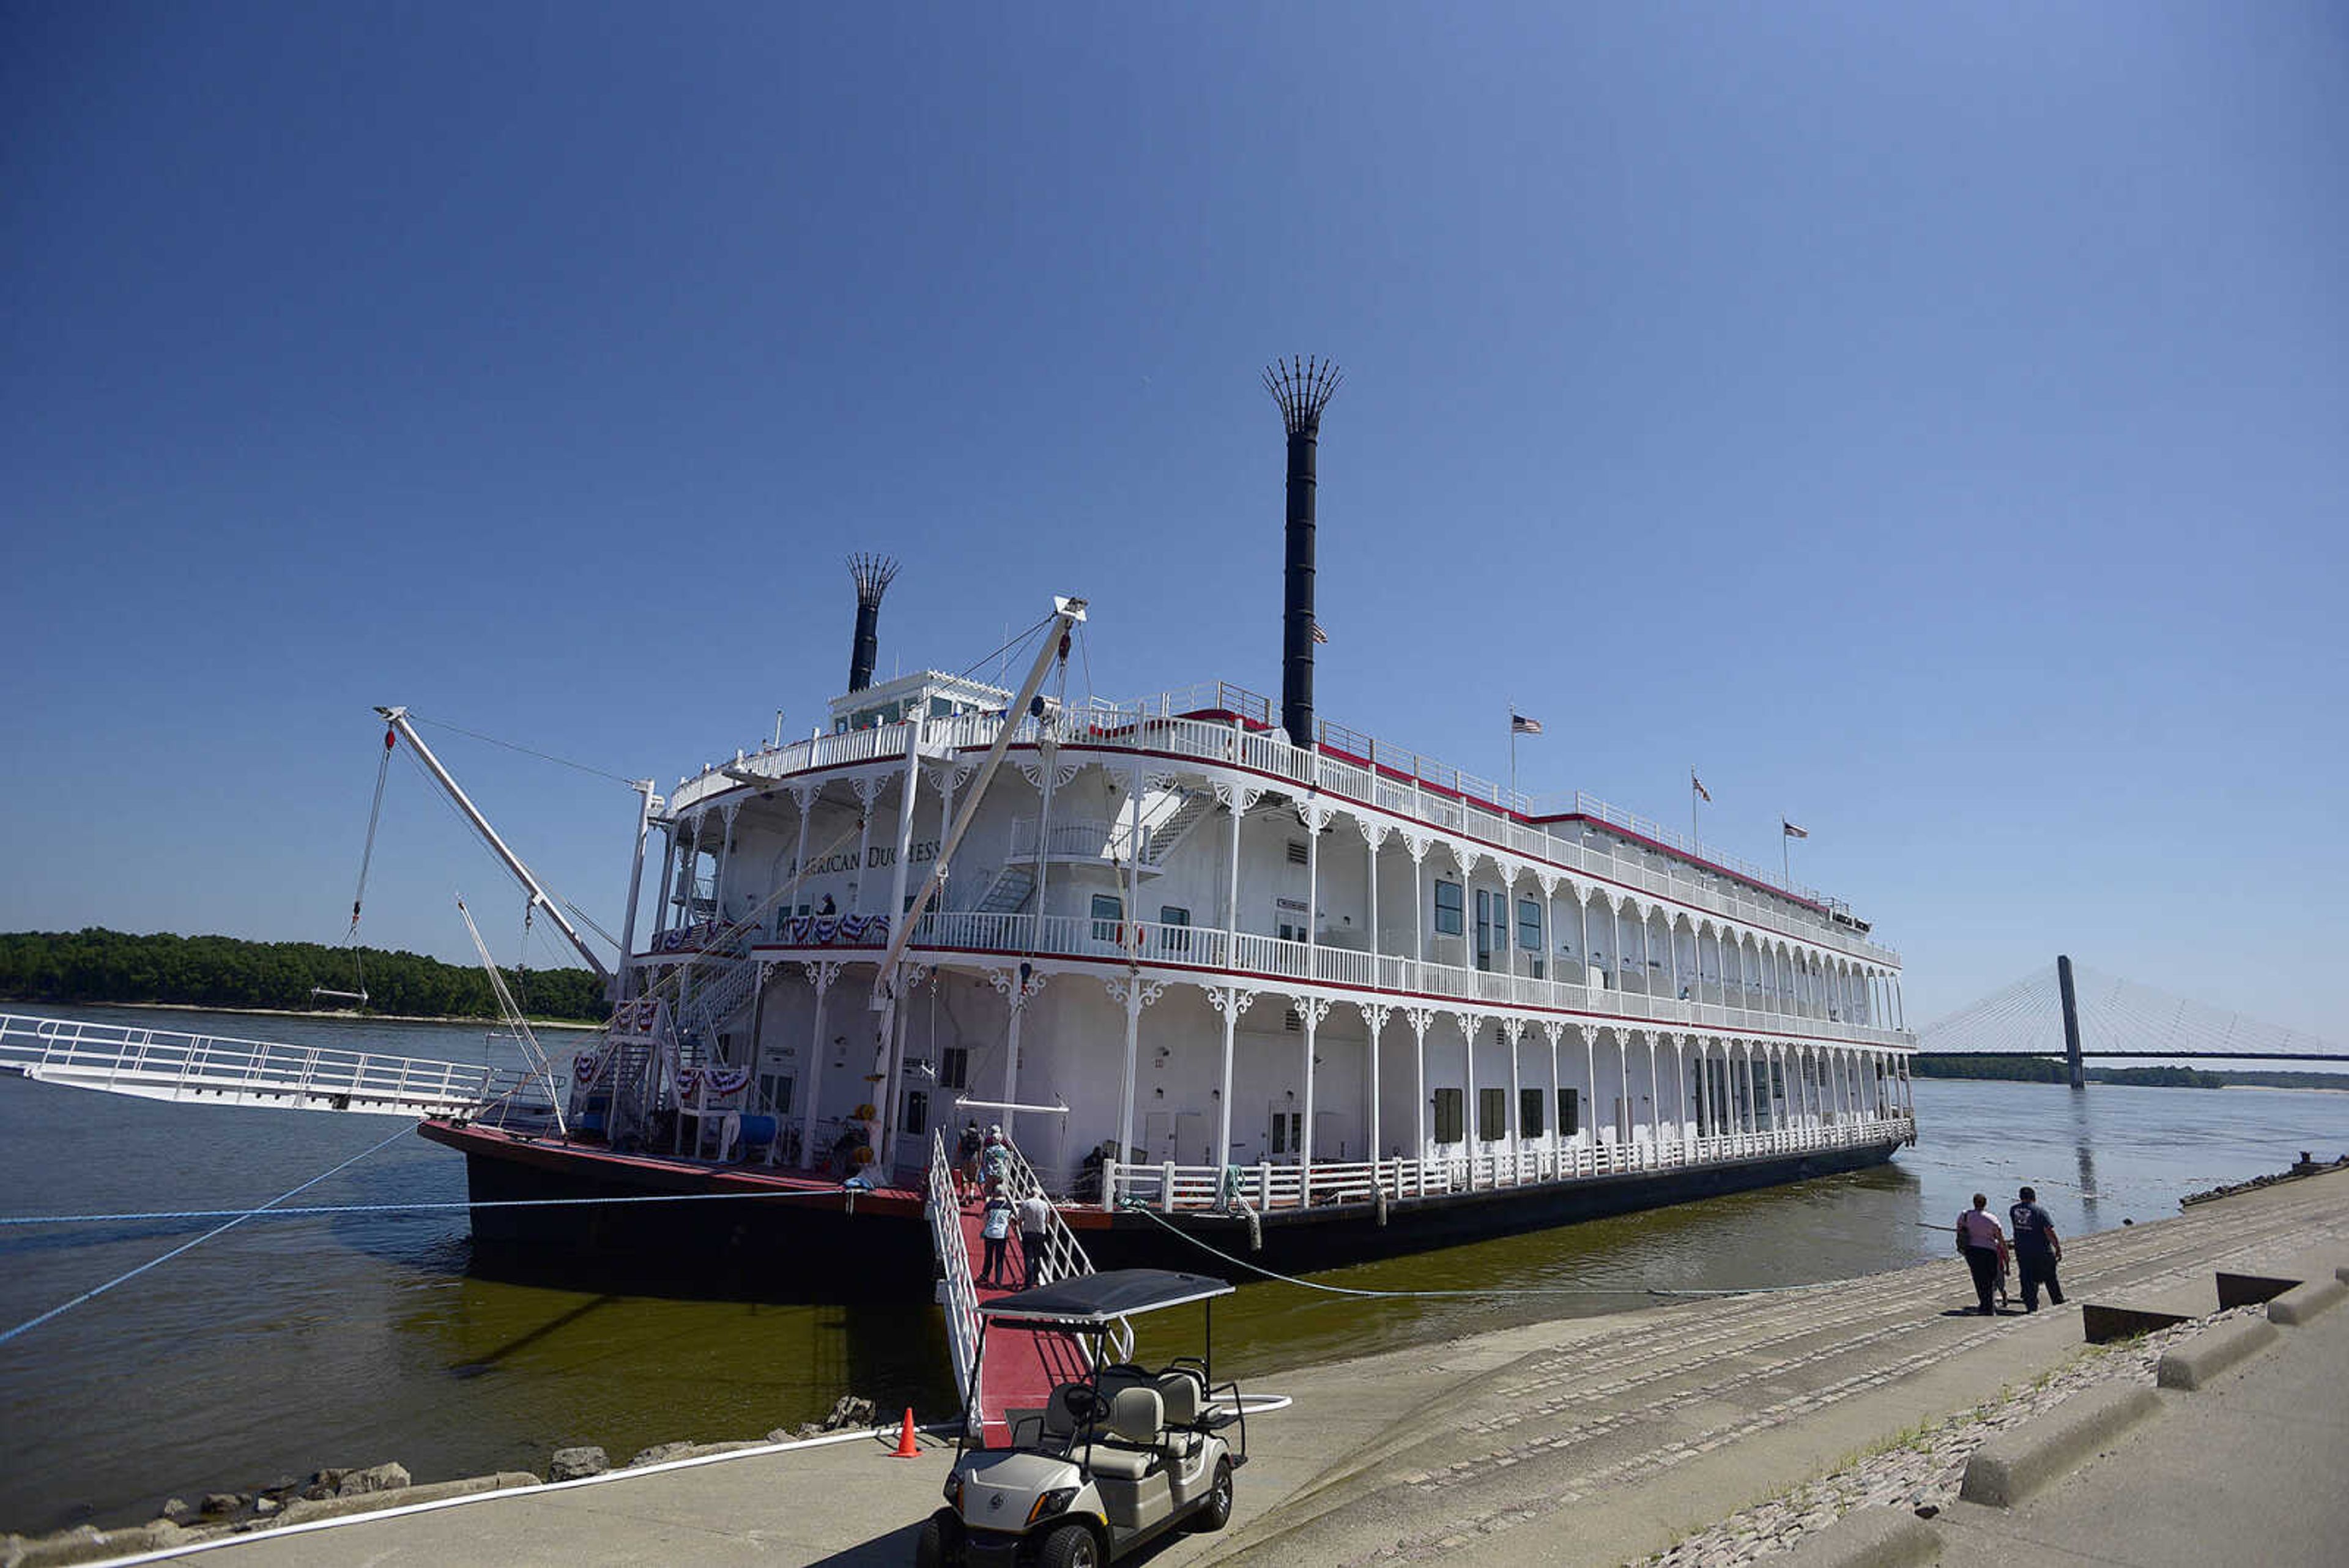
<box><xmin>1119</xmin><ymin>1202</ymin><xmax>1842</xmax><ymax>1301</ymax></box>
<box><xmin>0</xmin><ymin>1124</ymin><xmax>413</xmax><ymax>1347</ymax></box>
<box><xmin>406</xmin><ymin>713</ymin><xmax>636</xmax><ymax>786</ymax></box>
<box><xmin>0</xmin><ymin>1186</ymin><xmax>865</xmax><ymax>1229</ymax></box>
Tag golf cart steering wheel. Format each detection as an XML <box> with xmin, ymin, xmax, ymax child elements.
<box><xmin>1058</xmin><ymin>1384</ymin><xmax>1112</xmax><ymax>1427</ymax></box>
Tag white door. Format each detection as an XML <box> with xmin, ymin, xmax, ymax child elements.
<box><xmin>1143</xmin><ymin>1111</ymin><xmax>1174</xmax><ymax>1164</ymax></box>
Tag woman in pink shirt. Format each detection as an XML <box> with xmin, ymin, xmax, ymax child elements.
<box><xmin>1955</xmin><ymin>1193</ymin><xmax>2008</xmax><ymax>1315</ymax></box>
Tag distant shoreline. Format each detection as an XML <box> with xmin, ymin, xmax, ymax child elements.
<box><xmin>1</xmin><ymin>997</ymin><xmax>605</xmax><ymax>1033</ymax></box>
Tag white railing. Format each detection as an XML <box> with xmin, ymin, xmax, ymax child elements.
<box><xmin>1103</xmin><ymin>1113</ymin><xmax>1913</xmax><ymax>1215</ymax></box>
<box><xmin>1008</xmin><ymin>816</ymin><xmax>1121</xmax><ymax>863</ymax></box>
<box><xmin>669</xmin><ymin>688</ymin><xmax>1900</xmax><ymax>967</ymax></box>
<box><xmin>755</xmin><ymin>913</ymin><xmax>1916</xmax><ymax>1052</ymax></box>
<box><xmin>924</xmin><ymin>1131</ymin><xmax>984</xmax><ymax>1432</ymax></box>
<box><xmin>0</xmin><ymin>1013</ymin><xmax>541</xmax><ymax>1120</ymax></box>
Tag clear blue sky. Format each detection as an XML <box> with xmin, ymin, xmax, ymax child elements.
<box><xmin>4</xmin><ymin>2</ymin><xmax>2343</xmax><ymax>1041</ymax></box>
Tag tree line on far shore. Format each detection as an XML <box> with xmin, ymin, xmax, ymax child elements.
<box><xmin>1913</xmin><ymin>1053</ymin><xmax>2342</xmax><ymax>1091</ymax></box>
<box><xmin>0</xmin><ymin>928</ymin><xmax>609</xmax><ymax>1023</ymax></box>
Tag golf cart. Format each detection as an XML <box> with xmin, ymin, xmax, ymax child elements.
<box><xmin>919</xmin><ymin>1268</ymin><xmax>1249</xmax><ymax>1568</ymax></box>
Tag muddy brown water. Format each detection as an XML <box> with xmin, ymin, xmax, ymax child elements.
<box><xmin>2</xmin><ymin>1003</ymin><xmax>2342</xmax><ymax>1534</ymax></box>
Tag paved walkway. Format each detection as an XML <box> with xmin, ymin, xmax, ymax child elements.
<box><xmin>158</xmin><ymin>1169</ymin><xmax>2349</xmax><ymax>1568</ymax></box>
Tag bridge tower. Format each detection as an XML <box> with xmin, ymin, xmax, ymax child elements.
<box><xmin>2057</xmin><ymin>953</ymin><xmax>2085</xmax><ymax>1090</ymax></box>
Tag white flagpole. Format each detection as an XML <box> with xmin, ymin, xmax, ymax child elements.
<box><xmin>1691</xmin><ymin>769</ymin><xmax>1699</xmax><ymax>848</ymax></box>
<box><xmin>1783</xmin><ymin>820</ymin><xmax>1790</xmax><ymax>887</ymax></box>
<box><xmin>1510</xmin><ymin>706</ymin><xmax>1519</xmax><ymax>806</ymax></box>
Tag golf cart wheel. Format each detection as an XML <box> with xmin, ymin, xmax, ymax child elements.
<box><xmin>1037</xmin><ymin>1520</ymin><xmax>1100</xmax><ymax>1568</ymax></box>
<box><xmin>1190</xmin><ymin>1457</ymin><xmax>1234</xmax><ymax>1533</ymax></box>
<box><xmin>915</xmin><ymin>1510</ymin><xmax>962</xmax><ymax>1568</ymax></box>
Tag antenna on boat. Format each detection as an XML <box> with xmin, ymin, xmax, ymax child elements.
<box><xmin>847</xmin><ymin>553</ymin><xmax>899</xmax><ymax>693</ymax></box>
<box><xmin>1263</xmin><ymin>355</ymin><xmax>1341</xmax><ymax>749</ymax></box>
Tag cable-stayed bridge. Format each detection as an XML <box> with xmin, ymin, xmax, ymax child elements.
<box><xmin>1915</xmin><ymin>954</ymin><xmax>2348</xmax><ymax>1086</ymax></box>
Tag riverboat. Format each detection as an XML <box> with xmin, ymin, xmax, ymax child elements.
<box><xmin>418</xmin><ymin>362</ymin><xmax>1920</xmax><ymax>1291</ymax></box>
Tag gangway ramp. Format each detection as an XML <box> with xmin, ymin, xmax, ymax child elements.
<box><xmin>924</xmin><ymin>1131</ymin><xmax>1111</xmax><ymax>1444</ymax></box>
<box><xmin>0</xmin><ymin>1012</ymin><xmax>547</xmax><ymax>1121</ymax></box>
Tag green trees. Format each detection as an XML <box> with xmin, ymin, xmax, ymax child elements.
<box><xmin>0</xmin><ymin>929</ymin><xmax>609</xmax><ymax>1023</ymax></box>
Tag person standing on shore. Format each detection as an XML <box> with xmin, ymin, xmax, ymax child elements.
<box><xmin>2008</xmin><ymin>1185</ymin><xmax>2066</xmax><ymax>1310</ymax></box>
<box><xmin>1956</xmin><ymin>1193</ymin><xmax>2007</xmax><ymax>1315</ymax></box>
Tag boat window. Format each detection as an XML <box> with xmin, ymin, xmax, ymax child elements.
<box><xmin>1474</xmin><ymin>889</ymin><xmax>1501</xmax><ymax>970</ymax></box>
<box><xmin>1559</xmin><ymin>1087</ymin><xmax>1579</xmax><ymax>1135</ymax></box>
<box><xmin>1159</xmin><ymin>905</ymin><xmax>1190</xmax><ymax>926</ymax></box>
<box><xmin>1434</xmin><ymin>880</ymin><xmax>1463</xmax><ymax>937</ymax></box>
<box><xmin>900</xmin><ymin>1089</ymin><xmax>928</xmax><ymax>1136</ymax></box>
<box><xmin>1520</xmin><ymin>1088</ymin><xmax>1545</xmax><ymax>1139</ymax></box>
<box><xmin>938</xmin><ymin>1046</ymin><xmax>968</xmax><ymax>1091</ymax></box>
<box><xmin>1091</xmin><ymin>894</ymin><xmax>1123</xmax><ymax>941</ymax></box>
<box><xmin>1432</xmin><ymin>1088</ymin><xmax>1464</xmax><ymax>1145</ymax></box>
<box><xmin>1477</xmin><ymin>1087</ymin><xmax>1507</xmax><ymax>1142</ymax></box>
<box><xmin>758</xmin><ymin>1073</ymin><xmax>794</xmax><ymax>1114</ymax></box>
<box><xmin>1516</xmin><ymin>897</ymin><xmax>1542</xmax><ymax>951</ymax></box>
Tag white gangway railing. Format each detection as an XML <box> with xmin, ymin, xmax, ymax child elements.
<box><xmin>0</xmin><ymin>1013</ymin><xmax>547</xmax><ymax>1120</ymax></box>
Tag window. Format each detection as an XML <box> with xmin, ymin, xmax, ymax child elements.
<box><xmin>1433</xmin><ymin>1088</ymin><xmax>1464</xmax><ymax>1145</ymax></box>
<box><xmin>1091</xmin><ymin>893</ymin><xmax>1123</xmax><ymax>942</ymax></box>
<box><xmin>938</xmin><ymin>1046</ymin><xmax>968</xmax><ymax>1092</ymax></box>
<box><xmin>757</xmin><ymin>1073</ymin><xmax>795</xmax><ymax>1115</ymax></box>
<box><xmin>1434</xmin><ymin>880</ymin><xmax>1463</xmax><ymax>936</ymax></box>
<box><xmin>900</xmin><ymin>1088</ymin><xmax>928</xmax><ymax>1137</ymax></box>
<box><xmin>1477</xmin><ymin>1087</ymin><xmax>1507</xmax><ymax>1142</ymax></box>
<box><xmin>1520</xmin><ymin>1088</ymin><xmax>1545</xmax><ymax>1139</ymax></box>
<box><xmin>1268</xmin><ymin>1109</ymin><xmax>1301</xmax><ymax>1157</ymax></box>
<box><xmin>1559</xmin><ymin>1087</ymin><xmax>1579</xmax><ymax>1135</ymax></box>
<box><xmin>1474</xmin><ymin>888</ymin><xmax>1501</xmax><ymax>970</ymax></box>
<box><xmin>1517</xmin><ymin>897</ymin><xmax>1542</xmax><ymax>951</ymax></box>
<box><xmin>1159</xmin><ymin>905</ymin><xmax>1191</xmax><ymax>958</ymax></box>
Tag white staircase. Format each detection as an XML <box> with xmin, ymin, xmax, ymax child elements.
<box><xmin>973</xmin><ymin>863</ymin><xmax>1037</xmax><ymax>914</ymax></box>
<box><xmin>1141</xmin><ymin>786</ymin><xmax>1214</xmax><ymax>868</ymax></box>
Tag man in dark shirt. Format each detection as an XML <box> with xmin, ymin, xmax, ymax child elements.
<box><xmin>2008</xmin><ymin>1185</ymin><xmax>2065</xmax><ymax>1311</ymax></box>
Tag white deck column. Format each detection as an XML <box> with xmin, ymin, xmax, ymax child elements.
<box><xmin>800</xmin><ymin>962</ymin><xmax>837</xmax><ymax>1168</ymax></box>
<box><xmin>1409</xmin><ymin>1009</ymin><xmax>1431</xmax><ymax>1163</ymax></box>
<box><xmin>1583</xmin><ymin>1027</ymin><xmax>1598</xmax><ymax>1157</ymax></box>
<box><xmin>1209</xmin><ymin>985</ymin><xmax>1253</xmax><ymax>1176</ymax></box>
<box><xmin>1673</xmin><ymin>1037</ymin><xmax>1688</xmax><ymax>1145</ymax></box>
<box><xmin>1463</xmin><ymin>1013</ymin><xmax>1479</xmax><ymax>1162</ymax></box>
<box><xmin>1506</xmin><ymin>1019</ymin><xmax>1523</xmax><ymax>1165</ymax></box>
<box><xmin>1546</xmin><ymin>1023</ymin><xmax>1562</xmax><ymax>1156</ymax></box>
<box><xmin>713</xmin><ymin>800</ymin><xmax>740</xmax><ymax>926</ymax></box>
<box><xmin>1116</xmin><ymin>978</ymin><xmax>1142</xmax><ymax>1165</ymax></box>
<box><xmin>1645</xmin><ymin>1034</ymin><xmax>1662</xmax><ymax>1148</ymax></box>
<box><xmin>787</xmin><ymin>784</ymin><xmax>815</xmax><ymax>929</ymax></box>
<box><xmin>1363</xmin><ymin>820</ymin><xmax>1383</xmax><ymax>983</ymax></box>
<box><xmin>851</xmin><ymin>778</ymin><xmax>882</xmax><ymax>914</ymax></box>
<box><xmin>1299</xmin><ymin>997</ymin><xmax>1327</xmax><ymax>1178</ymax></box>
<box><xmin>652</xmin><ymin>823</ymin><xmax>678</xmax><ymax>943</ymax></box>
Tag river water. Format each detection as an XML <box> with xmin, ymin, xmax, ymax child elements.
<box><xmin>2</xmin><ymin>1004</ymin><xmax>2343</xmax><ymax>1535</ymax></box>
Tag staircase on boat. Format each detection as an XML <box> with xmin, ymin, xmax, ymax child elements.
<box><xmin>926</xmin><ymin>1129</ymin><xmax>1122</xmax><ymax>1442</ymax></box>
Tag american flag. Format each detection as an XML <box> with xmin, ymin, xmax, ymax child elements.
<box><xmin>1782</xmin><ymin>819</ymin><xmax>1809</xmax><ymax>839</ymax></box>
<box><xmin>1311</xmin><ymin>620</ymin><xmax>1329</xmax><ymax>645</ymax></box>
<box><xmin>1691</xmin><ymin>772</ymin><xmax>1712</xmax><ymax>803</ymax></box>
<box><xmin>1511</xmin><ymin>712</ymin><xmax>1543</xmax><ymax>735</ymax></box>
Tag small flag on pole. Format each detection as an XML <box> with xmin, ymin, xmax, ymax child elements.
<box><xmin>1511</xmin><ymin>712</ymin><xmax>1543</xmax><ymax>735</ymax></box>
<box><xmin>1311</xmin><ymin>620</ymin><xmax>1329</xmax><ymax>645</ymax></box>
<box><xmin>1782</xmin><ymin>819</ymin><xmax>1808</xmax><ymax>839</ymax></box>
<box><xmin>1691</xmin><ymin>772</ymin><xmax>1712</xmax><ymax>803</ymax></box>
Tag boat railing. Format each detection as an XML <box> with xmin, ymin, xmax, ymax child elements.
<box><xmin>924</xmin><ymin>1131</ymin><xmax>984</xmax><ymax>1432</ymax></box>
<box><xmin>759</xmin><ymin>913</ymin><xmax>1915</xmax><ymax>1051</ymax></box>
<box><xmin>675</xmin><ymin>697</ymin><xmax>1899</xmax><ymax>967</ymax></box>
<box><xmin>0</xmin><ymin>1012</ymin><xmax>538</xmax><ymax>1118</ymax></box>
<box><xmin>1103</xmin><ymin>1112</ymin><xmax>1915</xmax><ymax>1215</ymax></box>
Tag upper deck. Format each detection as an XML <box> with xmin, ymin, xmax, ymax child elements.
<box><xmin>674</xmin><ymin>678</ymin><xmax>1899</xmax><ymax>970</ymax></box>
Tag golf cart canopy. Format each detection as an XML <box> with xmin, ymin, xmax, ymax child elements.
<box><xmin>976</xmin><ymin>1268</ymin><xmax>1233</xmax><ymax>1328</ymax></box>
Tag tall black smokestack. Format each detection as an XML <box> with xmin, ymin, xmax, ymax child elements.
<box><xmin>1264</xmin><ymin>357</ymin><xmax>1341</xmax><ymax>746</ymax></box>
<box><xmin>846</xmin><ymin>553</ymin><xmax>898</xmax><ymax>693</ymax></box>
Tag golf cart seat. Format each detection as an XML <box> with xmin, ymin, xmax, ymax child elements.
<box><xmin>1154</xmin><ymin>1369</ymin><xmax>1207</xmax><ymax>1457</ymax></box>
<box><xmin>1081</xmin><ymin>1386</ymin><xmax>1165</xmax><ymax>1482</ymax></box>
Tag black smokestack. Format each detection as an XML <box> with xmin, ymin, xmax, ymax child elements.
<box><xmin>846</xmin><ymin>553</ymin><xmax>898</xmax><ymax>693</ymax></box>
<box><xmin>1264</xmin><ymin>357</ymin><xmax>1341</xmax><ymax>746</ymax></box>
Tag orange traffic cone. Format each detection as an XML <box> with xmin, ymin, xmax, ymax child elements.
<box><xmin>891</xmin><ymin>1408</ymin><xmax>921</xmax><ymax>1458</ymax></box>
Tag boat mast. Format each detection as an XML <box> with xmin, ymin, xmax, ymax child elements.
<box><xmin>374</xmin><ymin>707</ymin><xmax>614</xmax><ymax>988</ymax></box>
<box><xmin>867</xmin><ymin>595</ymin><xmax>1088</xmax><ymax>1164</ymax></box>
